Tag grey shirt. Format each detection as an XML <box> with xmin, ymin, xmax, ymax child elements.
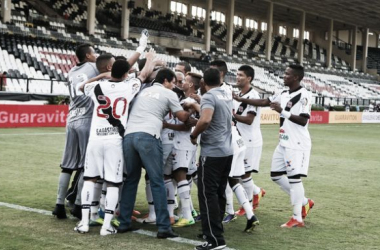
<box><xmin>125</xmin><ymin>83</ymin><xmax>183</xmax><ymax>138</ymax></box>
<box><xmin>67</xmin><ymin>62</ymin><xmax>99</xmax><ymax>123</ymax></box>
<box><xmin>200</xmin><ymin>87</ymin><xmax>233</xmax><ymax>157</ymax></box>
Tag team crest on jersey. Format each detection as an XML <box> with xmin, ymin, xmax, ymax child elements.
<box><xmin>132</xmin><ymin>83</ymin><xmax>139</xmax><ymax>94</ymax></box>
<box><xmin>300</xmin><ymin>97</ymin><xmax>308</xmax><ymax>106</ymax></box>
<box><xmin>238</xmin><ymin>106</ymin><xmax>244</xmax><ymax>113</ymax></box>
<box><xmin>286</xmin><ymin>161</ymin><xmax>292</xmax><ymax>168</ymax></box>
<box><xmin>286</xmin><ymin>101</ymin><xmax>293</xmax><ymax>108</ymax></box>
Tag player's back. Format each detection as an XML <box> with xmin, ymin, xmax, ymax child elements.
<box><xmin>67</xmin><ymin>62</ymin><xmax>99</xmax><ymax>123</ymax></box>
<box><xmin>87</xmin><ymin>78</ymin><xmax>141</xmax><ymax>140</ymax></box>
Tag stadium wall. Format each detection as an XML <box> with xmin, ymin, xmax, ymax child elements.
<box><xmin>0</xmin><ymin>106</ymin><xmax>378</xmax><ymax>128</ymax></box>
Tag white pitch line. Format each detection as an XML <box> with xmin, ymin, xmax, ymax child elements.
<box><xmin>0</xmin><ymin>201</ymin><xmax>236</xmax><ymax>250</ymax></box>
<box><xmin>0</xmin><ymin>201</ymin><xmax>52</xmax><ymax>215</ymax></box>
<box><xmin>0</xmin><ymin>132</ymin><xmax>65</xmax><ymax>136</ymax></box>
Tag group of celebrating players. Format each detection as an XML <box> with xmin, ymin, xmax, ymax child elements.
<box><xmin>51</xmin><ymin>31</ymin><xmax>315</xmax><ymax>250</ymax></box>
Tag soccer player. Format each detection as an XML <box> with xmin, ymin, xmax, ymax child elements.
<box><xmin>164</xmin><ymin>73</ymin><xmax>201</xmax><ymax>227</ymax></box>
<box><xmin>234</xmin><ymin>65</ymin><xmax>314</xmax><ymax>228</ymax></box>
<box><xmin>73</xmin><ymin>50</ymin><xmax>157</xmax><ymax>235</ymax></box>
<box><xmin>52</xmin><ymin>43</ymin><xmax>98</xmax><ymax>219</ymax></box>
<box><xmin>233</xmin><ymin>65</ymin><xmax>265</xmax><ymax>216</ymax></box>
<box><xmin>190</xmin><ymin>68</ymin><xmax>233</xmax><ymax>250</ymax></box>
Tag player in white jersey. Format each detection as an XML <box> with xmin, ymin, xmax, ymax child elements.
<box><xmin>74</xmin><ymin>50</ymin><xmax>157</xmax><ymax>235</ymax></box>
<box><xmin>219</xmin><ymin>65</ymin><xmax>259</xmax><ymax>232</ymax></box>
<box><xmin>234</xmin><ymin>65</ymin><xmax>314</xmax><ymax>228</ymax></box>
<box><xmin>232</xmin><ymin>65</ymin><xmax>266</xmax><ymax>217</ymax></box>
<box><xmin>163</xmin><ymin>73</ymin><xmax>201</xmax><ymax>227</ymax></box>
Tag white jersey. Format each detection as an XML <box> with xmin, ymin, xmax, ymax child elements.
<box><xmin>85</xmin><ymin>78</ymin><xmax>141</xmax><ymax>141</ymax></box>
<box><xmin>173</xmin><ymin>97</ymin><xmax>198</xmax><ymax>151</ymax></box>
<box><xmin>220</xmin><ymin>82</ymin><xmax>233</xmax><ymax>100</ymax></box>
<box><xmin>233</xmin><ymin>88</ymin><xmax>263</xmax><ymax>147</ymax></box>
<box><xmin>161</xmin><ymin>112</ymin><xmax>175</xmax><ymax>145</ymax></box>
<box><xmin>269</xmin><ymin>87</ymin><xmax>312</xmax><ymax>150</ymax></box>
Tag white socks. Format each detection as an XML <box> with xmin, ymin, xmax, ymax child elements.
<box><xmin>271</xmin><ymin>175</ymin><xmax>291</xmax><ymax>195</ymax></box>
<box><xmin>56</xmin><ymin>172</ymin><xmax>71</xmax><ymax>205</ymax></box>
<box><xmin>90</xmin><ymin>181</ymin><xmax>103</xmax><ymax>220</ymax></box>
<box><xmin>80</xmin><ymin>181</ymin><xmax>95</xmax><ymax>225</ymax></box>
<box><xmin>233</xmin><ymin>183</ymin><xmax>254</xmax><ymax>219</ymax></box>
<box><xmin>102</xmin><ymin>187</ymin><xmax>118</xmax><ymax>229</ymax></box>
<box><xmin>225</xmin><ymin>184</ymin><xmax>234</xmax><ymax>215</ymax></box>
<box><xmin>165</xmin><ymin>179</ymin><xmax>175</xmax><ymax>217</ymax></box>
<box><xmin>289</xmin><ymin>179</ymin><xmax>304</xmax><ymax>222</ymax></box>
<box><xmin>177</xmin><ymin>180</ymin><xmax>192</xmax><ymax>220</ymax></box>
<box><xmin>99</xmin><ymin>182</ymin><xmax>107</xmax><ymax>211</ymax></box>
<box><xmin>146</xmin><ymin>180</ymin><xmax>156</xmax><ymax>220</ymax></box>
<box><xmin>242</xmin><ymin>177</ymin><xmax>254</xmax><ymax>205</ymax></box>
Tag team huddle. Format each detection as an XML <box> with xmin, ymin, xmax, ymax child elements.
<box><xmin>52</xmin><ymin>31</ymin><xmax>315</xmax><ymax>250</ymax></box>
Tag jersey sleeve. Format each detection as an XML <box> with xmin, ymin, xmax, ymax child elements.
<box><xmin>83</xmin><ymin>82</ymin><xmax>98</xmax><ymax>97</ymax></box>
<box><xmin>201</xmin><ymin>92</ymin><xmax>215</xmax><ymax>111</ymax></box>
<box><xmin>299</xmin><ymin>91</ymin><xmax>312</xmax><ymax>118</ymax></box>
<box><xmin>168</xmin><ymin>91</ymin><xmax>183</xmax><ymax>114</ymax></box>
<box><xmin>246</xmin><ymin>92</ymin><xmax>259</xmax><ymax>115</ymax></box>
<box><xmin>268</xmin><ymin>91</ymin><xmax>282</xmax><ymax>103</ymax></box>
<box><xmin>73</xmin><ymin>73</ymin><xmax>89</xmax><ymax>94</ymax></box>
<box><xmin>128</xmin><ymin>78</ymin><xmax>142</xmax><ymax>96</ymax></box>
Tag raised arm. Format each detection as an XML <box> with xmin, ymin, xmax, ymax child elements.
<box><xmin>137</xmin><ymin>49</ymin><xmax>156</xmax><ymax>83</ymax></box>
<box><xmin>127</xmin><ymin>31</ymin><xmax>148</xmax><ymax>68</ymax></box>
<box><xmin>233</xmin><ymin>93</ymin><xmax>270</xmax><ymax>107</ymax></box>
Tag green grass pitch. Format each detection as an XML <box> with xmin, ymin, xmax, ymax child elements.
<box><xmin>0</xmin><ymin>124</ymin><xmax>379</xmax><ymax>250</ymax></box>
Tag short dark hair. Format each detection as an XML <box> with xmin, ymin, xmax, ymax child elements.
<box><xmin>238</xmin><ymin>65</ymin><xmax>254</xmax><ymax>82</ymax></box>
<box><xmin>187</xmin><ymin>72</ymin><xmax>202</xmax><ymax>90</ymax></box>
<box><xmin>203</xmin><ymin>68</ymin><xmax>221</xmax><ymax>87</ymax></box>
<box><xmin>155</xmin><ymin>68</ymin><xmax>176</xmax><ymax>84</ymax></box>
<box><xmin>96</xmin><ymin>53</ymin><xmax>114</xmax><ymax>72</ymax></box>
<box><xmin>111</xmin><ymin>60</ymin><xmax>131</xmax><ymax>79</ymax></box>
<box><xmin>114</xmin><ymin>56</ymin><xmax>127</xmax><ymax>61</ymax></box>
<box><xmin>176</xmin><ymin>61</ymin><xmax>191</xmax><ymax>74</ymax></box>
<box><xmin>288</xmin><ymin>64</ymin><xmax>304</xmax><ymax>81</ymax></box>
<box><xmin>75</xmin><ymin>43</ymin><xmax>93</xmax><ymax>62</ymax></box>
<box><xmin>210</xmin><ymin>60</ymin><xmax>228</xmax><ymax>75</ymax></box>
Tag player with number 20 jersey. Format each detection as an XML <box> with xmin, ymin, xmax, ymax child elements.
<box><xmin>83</xmin><ymin>78</ymin><xmax>141</xmax><ymax>184</ymax></box>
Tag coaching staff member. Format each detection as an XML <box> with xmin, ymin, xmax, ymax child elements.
<box><xmin>118</xmin><ymin>68</ymin><xmax>190</xmax><ymax>238</ymax></box>
<box><xmin>190</xmin><ymin>68</ymin><xmax>233</xmax><ymax>250</ymax></box>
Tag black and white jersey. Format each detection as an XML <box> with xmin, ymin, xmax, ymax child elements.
<box><xmin>85</xmin><ymin>78</ymin><xmax>141</xmax><ymax>140</ymax></box>
<box><xmin>233</xmin><ymin>88</ymin><xmax>262</xmax><ymax>147</ymax></box>
<box><xmin>269</xmin><ymin>87</ymin><xmax>312</xmax><ymax>150</ymax></box>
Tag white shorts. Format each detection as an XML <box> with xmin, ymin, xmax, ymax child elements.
<box><xmin>229</xmin><ymin>147</ymin><xmax>246</xmax><ymax>178</ymax></box>
<box><xmin>244</xmin><ymin>146</ymin><xmax>262</xmax><ymax>173</ymax></box>
<box><xmin>187</xmin><ymin>152</ymin><xmax>198</xmax><ymax>176</ymax></box>
<box><xmin>171</xmin><ymin>149</ymin><xmax>196</xmax><ymax>173</ymax></box>
<box><xmin>230</xmin><ymin>127</ymin><xmax>246</xmax><ymax>178</ymax></box>
<box><xmin>163</xmin><ymin>143</ymin><xmax>174</xmax><ymax>176</ymax></box>
<box><xmin>84</xmin><ymin>139</ymin><xmax>124</xmax><ymax>184</ymax></box>
<box><xmin>271</xmin><ymin>144</ymin><xmax>310</xmax><ymax>177</ymax></box>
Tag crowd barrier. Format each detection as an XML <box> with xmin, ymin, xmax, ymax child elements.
<box><xmin>0</xmin><ymin>105</ymin><xmax>379</xmax><ymax>128</ymax></box>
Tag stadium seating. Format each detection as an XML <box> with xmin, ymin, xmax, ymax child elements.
<box><xmin>0</xmin><ymin>1</ymin><xmax>379</xmax><ymax>101</ymax></box>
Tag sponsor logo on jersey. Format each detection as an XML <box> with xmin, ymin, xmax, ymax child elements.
<box><xmin>279</xmin><ymin>128</ymin><xmax>289</xmax><ymax>140</ymax></box>
<box><xmin>96</xmin><ymin>127</ymin><xmax>119</xmax><ymax>136</ymax></box>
